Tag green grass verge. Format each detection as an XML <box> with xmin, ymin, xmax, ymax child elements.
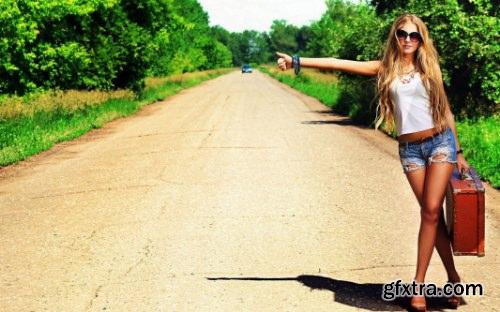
<box><xmin>456</xmin><ymin>115</ymin><xmax>499</xmax><ymax>188</ymax></box>
<box><xmin>0</xmin><ymin>68</ymin><xmax>233</xmax><ymax>167</ymax></box>
<box><xmin>259</xmin><ymin>65</ymin><xmax>340</xmax><ymax>107</ymax></box>
<box><xmin>259</xmin><ymin>65</ymin><xmax>499</xmax><ymax>188</ymax></box>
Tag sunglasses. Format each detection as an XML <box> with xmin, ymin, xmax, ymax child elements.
<box><xmin>395</xmin><ymin>29</ymin><xmax>422</xmax><ymax>43</ymax></box>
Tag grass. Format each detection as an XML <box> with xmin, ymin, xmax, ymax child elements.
<box><xmin>259</xmin><ymin>65</ymin><xmax>340</xmax><ymax>108</ymax></box>
<box><xmin>0</xmin><ymin>68</ymin><xmax>233</xmax><ymax>167</ymax></box>
<box><xmin>456</xmin><ymin>115</ymin><xmax>500</xmax><ymax>188</ymax></box>
<box><xmin>260</xmin><ymin>64</ymin><xmax>499</xmax><ymax>189</ymax></box>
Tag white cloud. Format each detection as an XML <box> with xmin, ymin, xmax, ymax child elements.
<box><xmin>198</xmin><ymin>0</ymin><xmax>327</xmax><ymax>32</ymax></box>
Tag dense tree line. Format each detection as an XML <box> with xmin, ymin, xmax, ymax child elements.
<box><xmin>0</xmin><ymin>0</ymin><xmax>232</xmax><ymax>94</ymax></box>
<box><xmin>222</xmin><ymin>20</ymin><xmax>313</xmax><ymax>66</ymax></box>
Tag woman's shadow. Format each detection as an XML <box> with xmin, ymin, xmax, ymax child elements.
<box><xmin>206</xmin><ymin>275</ymin><xmax>464</xmax><ymax>311</ymax></box>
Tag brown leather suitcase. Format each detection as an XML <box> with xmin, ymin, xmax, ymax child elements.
<box><xmin>445</xmin><ymin>167</ymin><xmax>485</xmax><ymax>256</ymax></box>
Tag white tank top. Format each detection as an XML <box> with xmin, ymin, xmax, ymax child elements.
<box><xmin>390</xmin><ymin>72</ymin><xmax>435</xmax><ymax>136</ymax></box>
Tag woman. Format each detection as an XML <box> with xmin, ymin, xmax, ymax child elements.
<box><xmin>276</xmin><ymin>13</ymin><xmax>470</xmax><ymax>311</ymax></box>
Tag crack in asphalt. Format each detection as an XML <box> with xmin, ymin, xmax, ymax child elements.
<box><xmin>84</xmin><ymin>239</ymin><xmax>153</xmax><ymax>311</ymax></box>
<box><xmin>124</xmin><ymin>129</ymin><xmax>215</xmax><ymax>139</ymax></box>
<box><xmin>86</xmin><ymin>284</ymin><xmax>103</xmax><ymax>311</ymax></box>
<box><xmin>124</xmin><ymin>239</ymin><xmax>153</xmax><ymax>276</ymax></box>
<box><xmin>199</xmin><ymin>146</ymin><xmax>277</xmax><ymax>149</ymax></box>
<box><xmin>199</xmin><ymin>126</ymin><xmax>215</xmax><ymax>149</ymax></box>
<box><xmin>29</xmin><ymin>184</ymin><xmax>157</xmax><ymax>199</ymax></box>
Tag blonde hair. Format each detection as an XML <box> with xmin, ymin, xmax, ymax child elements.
<box><xmin>375</xmin><ymin>13</ymin><xmax>450</xmax><ymax>134</ymax></box>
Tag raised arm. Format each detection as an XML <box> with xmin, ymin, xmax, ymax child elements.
<box><xmin>276</xmin><ymin>52</ymin><xmax>381</xmax><ymax>77</ymax></box>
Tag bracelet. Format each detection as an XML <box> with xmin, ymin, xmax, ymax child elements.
<box><xmin>292</xmin><ymin>55</ymin><xmax>300</xmax><ymax>75</ymax></box>
<box><xmin>456</xmin><ymin>148</ymin><xmax>464</xmax><ymax>155</ymax></box>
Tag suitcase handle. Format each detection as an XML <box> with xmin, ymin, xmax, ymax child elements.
<box><xmin>460</xmin><ymin>168</ymin><xmax>472</xmax><ymax>180</ymax></box>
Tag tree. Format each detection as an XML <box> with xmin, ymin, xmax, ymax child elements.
<box><xmin>269</xmin><ymin>20</ymin><xmax>299</xmax><ymax>54</ymax></box>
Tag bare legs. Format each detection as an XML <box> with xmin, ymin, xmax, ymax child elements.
<box><xmin>403</xmin><ymin>162</ymin><xmax>459</xmax><ymax>290</ymax></box>
<box><xmin>435</xmin><ymin>209</ymin><xmax>460</xmax><ymax>282</ymax></box>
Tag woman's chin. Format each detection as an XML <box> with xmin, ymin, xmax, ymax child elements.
<box><xmin>401</xmin><ymin>50</ymin><xmax>416</xmax><ymax>57</ymax></box>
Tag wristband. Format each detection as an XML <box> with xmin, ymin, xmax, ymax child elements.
<box><xmin>292</xmin><ymin>55</ymin><xmax>300</xmax><ymax>75</ymax></box>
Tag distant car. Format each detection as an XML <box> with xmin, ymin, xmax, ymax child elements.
<box><xmin>241</xmin><ymin>64</ymin><xmax>253</xmax><ymax>73</ymax></box>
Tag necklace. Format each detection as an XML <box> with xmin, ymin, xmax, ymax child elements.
<box><xmin>399</xmin><ymin>68</ymin><xmax>416</xmax><ymax>84</ymax></box>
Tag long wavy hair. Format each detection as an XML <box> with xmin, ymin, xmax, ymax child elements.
<box><xmin>375</xmin><ymin>13</ymin><xmax>450</xmax><ymax>134</ymax></box>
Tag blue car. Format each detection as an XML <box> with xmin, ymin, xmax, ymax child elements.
<box><xmin>241</xmin><ymin>64</ymin><xmax>253</xmax><ymax>73</ymax></box>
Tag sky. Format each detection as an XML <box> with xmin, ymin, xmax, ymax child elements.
<box><xmin>197</xmin><ymin>0</ymin><xmax>328</xmax><ymax>33</ymax></box>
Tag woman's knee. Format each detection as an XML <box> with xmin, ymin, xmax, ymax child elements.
<box><xmin>421</xmin><ymin>204</ymin><xmax>441</xmax><ymax>224</ymax></box>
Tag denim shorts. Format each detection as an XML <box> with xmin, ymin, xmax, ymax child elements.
<box><xmin>398</xmin><ymin>127</ymin><xmax>457</xmax><ymax>173</ymax></box>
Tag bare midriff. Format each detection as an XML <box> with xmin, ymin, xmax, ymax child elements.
<box><xmin>397</xmin><ymin>127</ymin><xmax>440</xmax><ymax>143</ymax></box>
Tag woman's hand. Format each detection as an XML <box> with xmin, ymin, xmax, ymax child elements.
<box><xmin>457</xmin><ymin>154</ymin><xmax>470</xmax><ymax>176</ymax></box>
<box><xmin>276</xmin><ymin>52</ymin><xmax>292</xmax><ymax>71</ymax></box>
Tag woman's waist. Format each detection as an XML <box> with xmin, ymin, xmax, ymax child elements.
<box><xmin>397</xmin><ymin>127</ymin><xmax>445</xmax><ymax>143</ymax></box>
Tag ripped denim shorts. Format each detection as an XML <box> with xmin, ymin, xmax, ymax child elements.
<box><xmin>398</xmin><ymin>127</ymin><xmax>457</xmax><ymax>173</ymax></box>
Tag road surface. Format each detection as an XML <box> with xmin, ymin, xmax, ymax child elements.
<box><xmin>1</xmin><ymin>70</ymin><xmax>499</xmax><ymax>311</ymax></box>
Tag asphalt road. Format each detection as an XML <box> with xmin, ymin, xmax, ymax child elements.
<box><xmin>1</xmin><ymin>70</ymin><xmax>499</xmax><ymax>311</ymax></box>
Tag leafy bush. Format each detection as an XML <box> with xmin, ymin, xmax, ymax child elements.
<box><xmin>0</xmin><ymin>0</ymin><xmax>232</xmax><ymax>95</ymax></box>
